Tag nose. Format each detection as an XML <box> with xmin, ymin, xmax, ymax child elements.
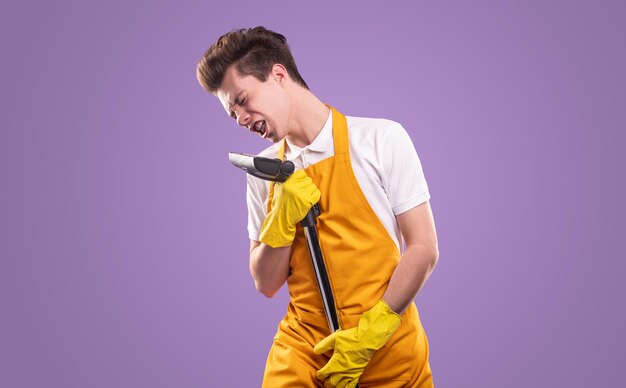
<box><xmin>234</xmin><ymin>107</ymin><xmax>251</xmax><ymax>127</ymax></box>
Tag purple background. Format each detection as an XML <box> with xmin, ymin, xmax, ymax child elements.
<box><xmin>2</xmin><ymin>1</ymin><xmax>624</xmax><ymax>387</ymax></box>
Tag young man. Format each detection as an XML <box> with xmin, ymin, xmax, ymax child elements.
<box><xmin>197</xmin><ymin>27</ymin><xmax>438</xmax><ymax>388</ymax></box>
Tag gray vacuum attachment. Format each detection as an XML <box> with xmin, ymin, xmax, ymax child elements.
<box><xmin>228</xmin><ymin>152</ymin><xmax>295</xmax><ymax>182</ymax></box>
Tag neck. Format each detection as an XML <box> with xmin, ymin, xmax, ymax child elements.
<box><xmin>284</xmin><ymin>88</ymin><xmax>330</xmax><ymax>148</ymax></box>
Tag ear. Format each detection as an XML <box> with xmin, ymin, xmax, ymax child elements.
<box><xmin>271</xmin><ymin>64</ymin><xmax>289</xmax><ymax>84</ymax></box>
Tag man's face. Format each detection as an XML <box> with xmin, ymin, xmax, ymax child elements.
<box><xmin>216</xmin><ymin>65</ymin><xmax>291</xmax><ymax>143</ymax></box>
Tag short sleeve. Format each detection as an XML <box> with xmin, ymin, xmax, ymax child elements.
<box><xmin>246</xmin><ymin>173</ymin><xmax>268</xmax><ymax>241</ymax></box>
<box><xmin>380</xmin><ymin>122</ymin><xmax>431</xmax><ymax>215</ymax></box>
<box><xmin>244</xmin><ymin>142</ymin><xmax>283</xmax><ymax>241</ymax></box>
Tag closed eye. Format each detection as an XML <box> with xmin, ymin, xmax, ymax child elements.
<box><xmin>235</xmin><ymin>97</ymin><xmax>246</xmax><ymax>106</ymax></box>
<box><xmin>229</xmin><ymin>96</ymin><xmax>246</xmax><ymax>120</ymax></box>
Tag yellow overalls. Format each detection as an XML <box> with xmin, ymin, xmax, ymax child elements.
<box><xmin>262</xmin><ymin>107</ymin><xmax>434</xmax><ymax>387</ymax></box>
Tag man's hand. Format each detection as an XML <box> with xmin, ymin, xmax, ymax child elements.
<box><xmin>259</xmin><ymin>170</ymin><xmax>320</xmax><ymax>248</ymax></box>
<box><xmin>313</xmin><ymin>300</ymin><xmax>402</xmax><ymax>388</ymax></box>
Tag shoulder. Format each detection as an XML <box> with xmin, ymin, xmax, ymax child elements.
<box><xmin>346</xmin><ymin>115</ymin><xmax>403</xmax><ymax>133</ymax></box>
<box><xmin>345</xmin><ymin>115</ymin><xmax>412</xmax><ymax>151</ymax></box>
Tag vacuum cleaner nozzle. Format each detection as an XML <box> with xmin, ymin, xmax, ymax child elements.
<box><xmin>228</xmin><ymin>152</ymin><xmax>295</xmax><ymax>182</ymax></box>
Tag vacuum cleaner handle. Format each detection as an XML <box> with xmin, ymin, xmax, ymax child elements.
<box><xmin>301</xmin><ymin>204</ymin><xmax>341</xmax><ymax>333</ymax></box>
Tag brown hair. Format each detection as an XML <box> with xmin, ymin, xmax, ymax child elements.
<box><xmin>196</xmin><ymin>26</ymin><xmax>309</xmax><ymax>93</ymax></box>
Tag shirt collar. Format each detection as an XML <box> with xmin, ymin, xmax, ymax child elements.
<box><xmin>285</xmin><ymin>108</ymin><xmax>333</xmax><ymax>157</ymax></box>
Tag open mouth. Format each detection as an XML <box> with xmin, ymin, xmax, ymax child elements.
<box><xmin>253</xmin><ymin>120</ymin><xmax>266</xmax><ymax>137</ymax></box>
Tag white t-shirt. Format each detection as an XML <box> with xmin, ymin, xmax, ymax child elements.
<box><xmin>246</xmin><ymin>109</ymin><xmax>431</xmax><ymax>251</ymax></box>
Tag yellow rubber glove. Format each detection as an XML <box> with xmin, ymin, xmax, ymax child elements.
<box><xmin>259</xmin><ymin>170</ymin><xmax>321</xmax><ymax>248</ymax></box>
<box><xmin>313</xmin><ymin>300</ymin><xmax>402</xmax><ymax>388</ymax></box>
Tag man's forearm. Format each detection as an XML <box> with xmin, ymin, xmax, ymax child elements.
<box><xmin>249</xmin><ymin>241</ymin><xmax>291</xmax><ymax>298</ymax></box>
<box><xmin>382</xmin><ymin>243</ymin><xmax>439</xmax><ymax>314</ymax></box>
